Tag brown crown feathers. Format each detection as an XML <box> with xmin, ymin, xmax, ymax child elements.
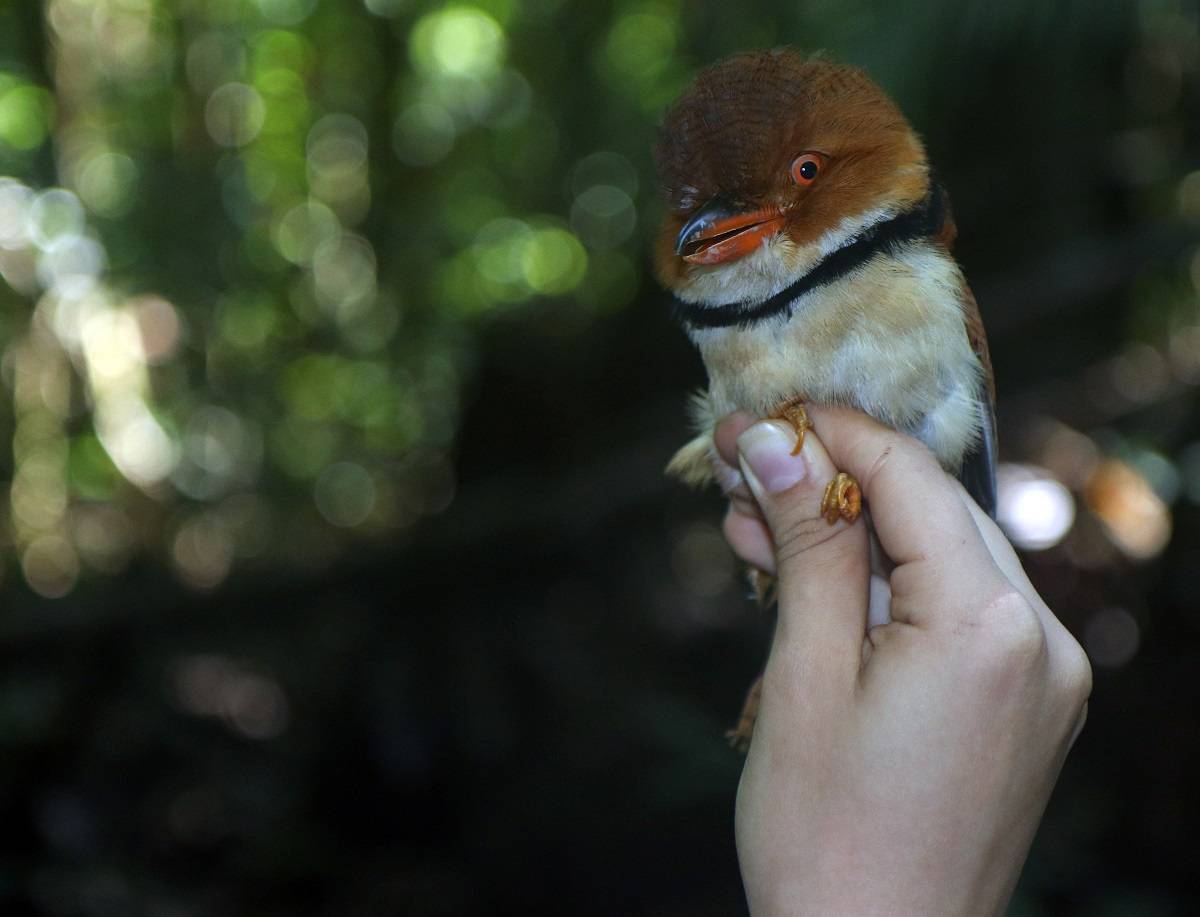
<box><xmin>653</xmin><ymin>49</ymin><xmax>931</xmax><ymax>290</ymax></box>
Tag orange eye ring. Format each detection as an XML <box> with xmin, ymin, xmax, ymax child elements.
<box><xmin>790</xmin><ymin>152</ymin><xmax>825</xmax><ymax>185</ymax></box>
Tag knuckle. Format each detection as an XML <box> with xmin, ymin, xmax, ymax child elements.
<box><xmin>972</xmin><ymin>590</ymin><xmax>1047</xmax><ymax>670</ymax></box>
<box><xmin>1071</xmin><ymin>702</ymin><xmax>1090</xmax><ymax>744</ymax></box>
<box><xmin>1041</xmin><ymin>617</ymin><xmax>1094</xmax><ymax>709</ymax></box>
<box><xmin>1061</xmin><ymin>640</ymin><xmax>1094</xmax><ymax>707</ymax></box>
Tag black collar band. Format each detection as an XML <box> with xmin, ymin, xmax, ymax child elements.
<box><xmin>673</xmin><ymin>186</ymin><xmax>946</xmax><ymax>331</ymax></box>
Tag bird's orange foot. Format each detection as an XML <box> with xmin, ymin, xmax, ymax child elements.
<box><xmin>725</xmin><ymin>675</ymin><xmax>762</xmax><ymax>753</ymax></box>
<box><xmin>820</xmin><ymin>472</ymin><xmax>862</xmax><ymax>525</ymax></box>
<box><xmin>769</xmin><ymin>397</ymin><xmax>810</xmax><ymax>456</ymax></box>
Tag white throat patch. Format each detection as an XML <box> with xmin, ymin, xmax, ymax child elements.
<box><xmin>673</xmin><ymin>205</ymin><xmax>898</xmax><ymax>309</ymax></box>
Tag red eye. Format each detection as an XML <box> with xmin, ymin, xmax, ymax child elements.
<box><xmin>790</xmin><ymin>152</ymin><xmax>825</xmax><ymax>185</ymax></box>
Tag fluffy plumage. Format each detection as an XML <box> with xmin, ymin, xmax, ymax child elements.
<box><xmin>656</xmin><ymin>49</ymin><xmax>996</xmax><ymax>516</ymax></box>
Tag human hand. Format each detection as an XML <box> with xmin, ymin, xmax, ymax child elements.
<box><xmin>715</xmin><ymin>407</ymin><xmax>1091</xmax><ymax>917</ymax></box>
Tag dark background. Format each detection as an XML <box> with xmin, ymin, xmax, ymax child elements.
<box><xmin>0</xmin><ymin>0</ymin><xmax>1198</xmax><ymax>913</ymax></box>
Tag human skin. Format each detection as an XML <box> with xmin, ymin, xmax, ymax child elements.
<box><xmin>713</xmin><ymin>406</ymin><xmax>1092</xmax><ymax>917</ymax></box>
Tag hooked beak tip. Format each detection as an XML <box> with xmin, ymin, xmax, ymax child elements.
<box><xmin>674</xmin><ymin>220</ymin><xmax>709</xmax><ymax>257</ymax></box>
<box><xmin>674</xmin><ymin>198</ymin><xmax>787</xmax><ymax>266</ymax></box>
<box><xmin>675</xmin><ymin>196</ymin><xmax>731</xmax><ymax>257</ymax></box>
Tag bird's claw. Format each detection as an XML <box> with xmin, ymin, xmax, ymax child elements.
<box><xmin>769</xmin><ymin>397</ymin><xmax>810</xmax><ymax>456</ymax></box>
<box><xmin>820</xmin><ymin>472</ymin><xmax>862</xmax><ymax>525</ymax></box>
<box><xmin>770</xmin><ymin>398</ymin><xmax>861</xmax><ymax>526</ymax></box>
<box><xmin>725</xmin><ymin>675</ymin><xmax>762</xmax><ymax>754</ymax></box>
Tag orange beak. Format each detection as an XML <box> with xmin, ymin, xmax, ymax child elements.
<box><xmin>675</xmin><ymin>197</ymin><xmax>787</xmax><ymax>265</ymax></box>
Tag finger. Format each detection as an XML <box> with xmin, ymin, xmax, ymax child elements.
<box><xmin>714</xmin><ymin>412</ymin><xmax>757</xmax><ymax>499</ymax></box>
<box><xmin>715</xmin><ymin>413</ymin><xmax>774</xmax><ymax>570</ymax></box>
<box><xmin>867</xmin><ymin>573</ymin><xmax>893</xmax><ymax>630</ymax></box>
<box><xmin>952</xmin><ymin>481</ymin><xmax>1044</xmax><ymax>611</ymax></box>
<box><xmin>717</xmin><ymin>413</ymin><xmax>774</xmax><ymax>570</ymax></box>
<box><xmin>737</xmin><ymin>420</ymin><xmax>869</xmax><ymax>663</ymax></box>
<box><xmin>866</xmin><ymin>531</ymin><xmax>893</xmax><ymax>629</ymax></box>
<box><xmin>806</xmin><ymin>405</ymin><xmax>992</xmax><ymax>569</ymax></box>
<box><xmin>723</xmin><ymin>504</ymin><xmax>776</xmax><ymax>574</ymax></box>
<box><xmin>805</xmin><ymin>406</ymin><xmax>1014</xmax><ymax>621</ymax></box>
<box><xmin>954</xmin><ymin>483</ymin><xmax>1093</xmax><ymax>715</ymax></box>
<box><xmin>806</xmin><ymin>405</ymin><xmax>1015</xmax><ymax>629</ymax></box>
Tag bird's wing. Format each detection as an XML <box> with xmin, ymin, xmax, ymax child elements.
<box><xmin>957</xmin><ymin>281</ymin><xmax>998</xmax><ymax>518</ymax></box>
<box><xmin>959</xmin><ymin>394</ymin><xmax>998</xmax><ymax>519</ymax></box>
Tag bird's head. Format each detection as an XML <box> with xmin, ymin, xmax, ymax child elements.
<box><xmin>654</xmin><ymin>49</ymin><xmax>931</xmax><ymax>306</ymax></box>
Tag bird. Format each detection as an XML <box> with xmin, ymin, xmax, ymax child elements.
<box><xmin>654</xmin><ymin>49</ymin><xmax>996</xmax><ymax>747</ymax></box>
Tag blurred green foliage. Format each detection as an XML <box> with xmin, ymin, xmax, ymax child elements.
<box><xmin>0</xmin><ymin>0</ymin><xmax>1195</xmax><ymax>599</ymax></box>
<box><xmin>0</xmin><ymin>0</ymin><xmax>808</xmax><ymax>597</ymax></box>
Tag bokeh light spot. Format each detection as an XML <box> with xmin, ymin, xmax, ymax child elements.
<box><xmin>603</xmin><ymin>9</ymin><xmax>677</xmax><ymax>87</ymax></box>
<box><xmin>314</xmin><ymin>461</ymin><xmax>377</xmax><ymax>527</ymax></box>
<box><xmin>1085</xmin><ymin>459</ymin><xmax>1172</xmax><ymax>560</ymax></box>
<box><xmin>393</xmin><ymin>102</ymin><xmax>456</xmax><ymax>167</ymax></box>
<box><xmin>77</xmin><ymin>152</ymin><xmax>139</xmax><ymax>218</ymax></box>
<box><xmin>521</xmin><ymin>226</ymin><xmax>587</xmax><ymax>295</ymax></box>
<box><xmin>253</xmin><ymin>0</ymin><xmax>318</xmax><ymax>26</ymax></box>
<box><xmin>307</xmin><ymin>114</ymin><xmax>369</xmax><ymax>211</ymax></box>
<box><xmin>281</xmin><ymin>355</ymin><xmax>341</xmax><ymax>421</ymax></box>
<box><xmin>364</xmin><ymin>0</ymin><xmax>407</xmax><ymax>15</ymax></box>
<box><xmin>1084</xmin><ymin>607</ymin><xmax>1140</xmax><ymax>668</ymax></box>
<box><xmin>570</xmin><ymin>184</ymin><xmax>636</xmax><ymax>250</ymax></box>
<box><xmin>37</xmin><ymin>235</ymin><xmax>106</xmax><ymax>293</ymax></box>
<box><xmin>226</xmin><ymin>671</ymin><xmax>290</xmax><ymax>739</ymax></box>
<box><xmin>311</xmin><ymin>233</ymin><xmax>377</xmax><ymax>317</ymax></box>
<box><xmin>472</xmin><ymin>217</ymin><xmax>533</xmax><ymax>300</ymax></box>
<box><xmin>273</xmin><ymin>200</ymin><xmax>339</xmax><ymax>264</ymax></box>
<box><xmin>0</xmin><ymin>81</ymin><xmax>53</xmax><ymax>151</ymax></box>
<box><xmin>81</xmin><ymin>310</ymin><xmax>144</xmax><ymax>382</ymax></box>
<box><xmin>410</xmin><ymin>7</ymin><xmax>506</xmax><ymax>80</ymax></box>
<box><xmin>186</xmin><ymin>31</ymin><xmax>247</xmax><ymax>94</ymax></box>
<box><xmin>72</xmin><ymin>504</ymin><xmax>134</xmax><ymax>573</ymax></box>
<box><xmin>270</xmin><ymin>417</ymin><xmax>338</xmax><ymax>480</ymax></box>
<box><xmin>1179</xmin><ymin>170</ymin><xmax>1200</xmax><ymax>222</ymax></box>
<box><xmin>27</xmin><ymin>189</ymin><xmax>85</xmax><ymax>252</ymax></box>
<box><xmin>481</xmin><ymin>69</ymin><xmax>532</xmax><ymax>128</ymax></box>
<box><xmin>569</xmin><ymin>150</ymin><xmax>639</xmax><ymax>198</ymax></box>
<box><xmin>98</xmin><ymin>401</ymin><xmax>179</xmax><ymax>487</ymax></box>
<box><xmin>218</xmin><ymin>296</ymin><xmax>279</xmax><ymax>350</ymax></box>
<box><xmin>131</xmin><ymin>295</ymin><xmax>181</xmax><ymax>364</ymax></box>
<box><xmin>22</xmin><ymin>535</ymin><xmax>79</xmax><ymax>599</ymax></box>
<box><xmin>205</xmin><ymin>83</ymin><xmax>266</xmax><ymax>148</ymax></box>
<box><xmin>173</xmin><ymin>405</ymin><xmax>261</xmax><ymax>500</ymax></box>
<box><xmin>172</xmin><ymin>515</ymin><xmax>234</xmax><ymax>590</ymax></box>
<box><xmin>0</xmin><ymin>178</ymin><xmax>33</xmax><ymax>250</ymax></box>
<box><xmin>997</xmin><ymin>465</ymin><xmax>1075</xmax><ymax>551</ymax></box>
<box><xmin>171</xmin><ymin>654</ymin><xmax>290</xmax><ymax>739</ymax></box>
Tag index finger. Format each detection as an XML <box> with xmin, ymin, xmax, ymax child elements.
<box><xmin>807</xmin><ymin>405</ymin><xmax>995</xmax><ymax>572</ymax></box>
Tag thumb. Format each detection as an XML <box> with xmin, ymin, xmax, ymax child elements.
<box><xmin>737</xmin><ymin>420</ymin><xmax>870</xmax><ymax>661</ymax></box>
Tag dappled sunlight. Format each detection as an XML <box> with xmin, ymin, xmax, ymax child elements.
<box><xmin>0</xmin><ymin>0</ymin><xmax>1190</xmax><ymax>615</ymax></box>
